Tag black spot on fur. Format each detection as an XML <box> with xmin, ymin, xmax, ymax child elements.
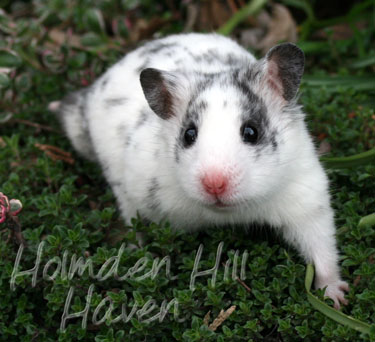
<box><xmin>60</xmin><ymin>87</ymin><xmax>98</xmax><ymax>161</ymax></box>
<box><xmin>186</xmin><ymin>74</ymin><xmax>216</xmax><ymax>112</ymax></box>
<box><xmin>194</xmin><ymin>49</ymin><xmax>218</xmax><ymax>64</ymax></box>
<box><xmin>135</xmin><ymin>109</ymin><xmax>149</xmax><ymax>129</ymax></box>
<box><xmin>147</xmin><ymin>178</ymin><xmax>161</xmax><ymax>210</ymax></box>
<box><xmin>175</xmin><ymin>59</ymin><xmax>183</xmax><ymax>66</ymax></box>
<box><xmin>225</xmin><ymin>53</ymin><xmax>241</xmax><ymax>65</ymax></box>
<box><xmin>101</xmin><ymin>77</ymin><xmax>109</xmax><ymax>90</ymax></box>
<box><xmin>229</xmin><ymin>72</ymin><xmax>277</xmax><ymax>149</ymax></box>
<box><xmin>154</xmin><ymin>148</ymin><xmax>160</xmax><ymax>158</ymax></box>
<box><xmin>196</xmin><ymin>100</ymin><xmax>208</xmax><ymax>113</ymax></box>
<box><xmin>60</xmin><ymin>88</ymin><xmax>89</xmax><ymax>118</ymax></box>
<box><xmin>143</xmin><ymin>42</ymin><xmax>177</xmax><ymax>56</ymax></box>
<box><xmin>184</xmin><ymin>99</ymin><xmax>207</xmax><ymax>125</ymax></box>
<box><xmin>174</xmin><ymin>140</ymin><xmax>181</xmax><ymax>163</ymax></box>
<box><xmin>233</xmin><ymin>74</ymin><xmax>260</xmax><ymax>106</ymax></box>
<box><xmin>179</xmin><ymin>96</ymin><xmax>208</xmax><ymax>151</ymax></box>
<box><xmin>239</xmin><ymin>94</ymin><xmax>270</xmax><ymax>146</ymax></box>
<box><xmin>271</xmin><ymin>135</ymin><xmax>278</xmax><ymax>150</ymax></box>
<box><xmin>182</xmin><ymin>46</ymin><xmax>198</xmax><ymax>61</ymax></box>
<box><xmin>121</xmin><ymin>122</ymin><xmax>131</xmax><ymax>148</ymax></box>
<box><xmin>104</xmin><ymin>97</ymin><xmax>128</xmax><ymax>107</ymax></box>
<box><xmin>117</xmin><ymin>124</ymin><xmax>127</xmax><ymax>138</ymax></box>
<box><xmin>125</xmin><ymin>135</ymin><xmax>132</xmax><ymax>147</ymax></box>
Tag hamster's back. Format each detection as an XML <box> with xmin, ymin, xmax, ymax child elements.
<box><xmin>109</xmin><ymin>33</ymin><xmax>256</xmax><ymax>76</ymax></box>
<box><xmin>71</xmin><ymin>33</ymin><xmax>254</xmax><ymax>159</ymax></box>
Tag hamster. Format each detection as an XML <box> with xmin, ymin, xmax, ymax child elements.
<box><xmin>56</xmin><ymin>33</ymin><xmax>349</xmax><ymax>308</ymax></box>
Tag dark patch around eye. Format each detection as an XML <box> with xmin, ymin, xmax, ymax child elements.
<box><xmin>179</xmin><ymin>96</ymin><xmax>207</xmax><ymax>150</ymax></box>
<box><xmin>235</xmin><ymin>81</ymin><xmax>271</xmax><ymax>146</ymax></box>
<box><xmin>230</xmin><ymin>71</ymin><xmax>279</xmax><ymax>150</ymax></box>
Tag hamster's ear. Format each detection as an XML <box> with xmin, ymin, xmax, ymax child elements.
<box><xmin>263</xmin><ymin>43</ymin><xmax>304</xmax><ymax>101</ymax></box>
<box><xmin>140</xmin><ymin>68</ymin><xmax>184</xmax><ymax>120</ymax></box>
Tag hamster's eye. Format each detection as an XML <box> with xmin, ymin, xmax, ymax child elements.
<box><xmin>241</xmin><ymin>124</ymin><xmax>258</xmax><ymax>144</ymax></box>
<box><xmin>184</xmin><ymin>125</ymin><xmax>198</xmax><ymax>147</ymax></box>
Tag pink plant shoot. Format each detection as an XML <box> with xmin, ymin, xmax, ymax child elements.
<box><xmin>0</xmin><ymin>192</ymin><xmax>22</xmax><ymax>223</ymax></box>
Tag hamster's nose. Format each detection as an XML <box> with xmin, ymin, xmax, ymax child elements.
<box><xmin>202</xmin><ymin>172</ymin><xmax>228</xmax><ymax>196</ymax></box>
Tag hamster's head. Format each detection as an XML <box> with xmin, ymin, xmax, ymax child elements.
<box><xmin>140</xmin><ymin>43</ymin><xmax>305</xmax><ymax>215</ymax></box>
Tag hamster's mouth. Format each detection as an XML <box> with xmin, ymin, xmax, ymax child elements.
<box><xmin>204</xmin><ymin>199</ymin><xmax>233</xmax><ymax>211</ymax></box>
<box><xmin>214</xmin><ymin>201</ymin><xmax>230</xmax><ymax>208</ymax></box>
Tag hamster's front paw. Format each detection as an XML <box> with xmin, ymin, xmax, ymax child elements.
<box><xmin>317</xmin><ymin>280</ymin><xmax>349</xmax><ymax>309</ymax></box>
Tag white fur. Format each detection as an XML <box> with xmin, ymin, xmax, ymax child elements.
<box><xmin>58</xmin><ymin>33</ymin><xmax>348</xmax><ymax>308</ymax></box>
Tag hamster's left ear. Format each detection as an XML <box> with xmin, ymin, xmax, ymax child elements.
<box><xmin>263</xmin><ymin>43</ymin><xmax>305</xmax><ymax>101</ymax></box>
<box><xmin>140</xmin><ymin>68</ymin><xmax>187</xmax><ymax>120</ymax></box>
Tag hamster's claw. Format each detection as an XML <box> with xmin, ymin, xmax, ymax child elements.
<box><xmin>323</xmin><ymin>280</ymin><xmax>349</xmax><ymax>309</ymax></box>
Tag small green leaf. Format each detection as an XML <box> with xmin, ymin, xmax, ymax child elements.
<box><xmin>0</xmin><ymin>73</ymin><xmax>10</xmax><ymax>88</ymax></box>
<box><xmin>320</xmin><ymin>149</ymin><xmax>375</xmax><ymax>169</ymax></box>
<box><xmin>121</xmin><ymin>0</ymin><xmax>140</xmax><ymax>10</ymax></box>
<box><xmin>81</xmin><ymin>32</ymin><xmax>106</xmax><ymax>47</ymax></box>
<box><xmin>217</xmin><ymin>0</ymin><xmax>267</xmax><ymax>35</ymax></box>
<box><xmin>15</xmin><ymin>73</ymin><xmax>31</xmax><ymax>92</ymax></box>
<box><xmin>68</xmin><ymin>52</ymin><xmax>87</xmax><ymax>68</ymax></box>
<box><xmin>0</xmin><ymin>112</ymin><xmax>13</xmax><ymax>124</ymax></box>
<box><xmin>350</xmin><ymin>55</ymin><xmax>375</xmax><ymax>69</ymax></box>
<box><xmin>358</xmin><ymin>213</ymin><xmax>375</xmax><ymax>229</ymax></box>
<box><xmin>302</xmin><ymin>75</ymin><xmax>375</xmax><ymax>91</ymax></box>
<box><xmin>85</xmin><ymin>9</ymin><xmax>106</xmax><ymax>34</ymax></box>
<box><xmin>305</xmin><ymin>264</ymin><xmax>373</xmax><ymax>335</ymax></box>
<box><xmin>0</xmin><ymin>49</ymin><xmax>22</xmax><ymax>67</ymax></box>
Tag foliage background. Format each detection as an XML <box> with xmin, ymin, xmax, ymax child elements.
<box><xmin>0</xmin><ymin>0</ymin><xmax>374</xmax><ymax>341</ymax></box>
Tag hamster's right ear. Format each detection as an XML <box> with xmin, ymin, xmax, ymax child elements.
<box><xmin>263</xmin><ymin>43</ymin><xmax>305</xmax><ymax>102</ymax></box>
<box><xmin>140</xmin><ymin>68</ymin><xmax>185</xmax><ymax>120</ymax></box>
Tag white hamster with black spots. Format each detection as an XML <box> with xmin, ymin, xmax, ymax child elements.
<box><xmin>56</xmin><ymin>33</ymin><xmax>349</xmax><ymax>308</ymax></box>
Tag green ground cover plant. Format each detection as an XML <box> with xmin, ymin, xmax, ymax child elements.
<box><xmin>0</xmin><ymin>1</ymin><xmax>374</xmax><ymax>341</ymax></box>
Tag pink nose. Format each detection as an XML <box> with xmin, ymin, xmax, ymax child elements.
<box><xmin>202</xmin><ymin>173</ymin><xmax>228</xmax><ymax>195</ymax></box>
